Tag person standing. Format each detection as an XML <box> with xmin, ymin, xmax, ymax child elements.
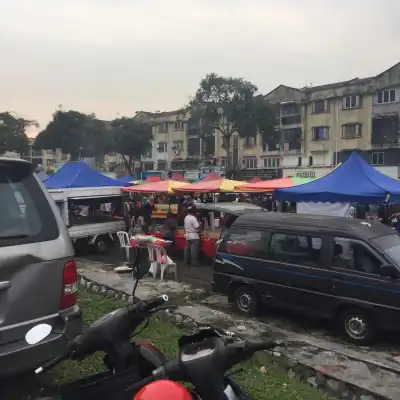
<box><xmin>184</xmin><ymin>206</ymin><xmax>200</xmax><ymax>266</ymax></box>
<box><xmin>141</xmin><ymin>197</ymin><xmax>155</xmax><ymax>233</ymax></box>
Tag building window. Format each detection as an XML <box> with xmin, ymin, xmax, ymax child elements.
<box><xmin>264</xmin><ymin>157</ymin><xmax>280</xmax><ymax>168</ymax></box>
<box><xmin>371</xmin><ymin>152</ymin><xmax>384</xmax><ymax>165</ymax></box>
<box><xmin>263</xmin><ymin>142</ymin><xmax>281</xmax><ymax>152</ymax></box>
<box><xmin>158</xmin><ymin>122</ymin><xmax>169</xmax><ymax>133</ymax></box>
<box><xmin>173</xmin><ymin>140</ymin><xmax>183</xmax><ymax>151</ymax></box>
<box><xmin>281</xmin><ymin>104</ymin><xmax>299</xmax><ymax>116</ymax></box>
<box><xmin>157</xmin><ymin>161</ymin><xmax>167</xmax><ymax>171</ymax></box>
<box><xmin>243</xmin><ymin>157</ymin><xmax>257</xmax><ymax>169</ymax></box>
<box><xmin>174</xmin><ymin>120</ymin><xmax>184</xmax><ymax>130</ymax></box>
<box><xmin>312</xmin><ymin>126</ymin><xmax>329</xmax><ymax>140</ymax></box>
<box><xmin>298</xmin><ymin>157</ymin><xmax>302</xmax><ymax>167</ymax></box>
<box><xmin>157</xmin><ymin>142</ymin><xmax>167</xmax><ymax>152</ymax></box>
<box><xmin>342</xmin><ymin>95</ymin><xmax>361</xmax><ymax>109</ymax></box>
<box><xmin>313</xmin><ymin>100</ymin><xmax>329</xmax><ymax>113</ymax></box>
<box><xmin>309</xmin><ymin>156</ymin><xmax>313</xmax><ymax>166</ymax></box>
<box><xmin>342</xmin><ymin>123</ymin><xmax>362</xmax><ymax>138</ymax></box>
<box><xmin>143</xmin><ymin>149</ymin><xmax>152</xmax><ymax>158</ymax></box>
<box><xmin>143</xmin><ymin>162</ymin><xmax>154</xmax><ymax>171</ymax></box>
<box><xmin>377</xmin><ymin>89</ymin><xmax>396</xmax><ymax>104</ymax></box>
<box><xmin>244</xmin><ymin>136</ymin><xmax>256</xmax><ymax>147</ymax></box>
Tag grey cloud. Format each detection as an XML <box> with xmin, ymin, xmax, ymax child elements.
<box><xmin>0</xmin><ymin>0</ymin><xmax>399</xmax><ymax>132</ymax></box>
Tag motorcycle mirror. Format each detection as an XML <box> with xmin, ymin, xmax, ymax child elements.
<box><xmin>25</xmin><ymin>324</ymin><xmax>52</xmax><ymax>345</ymax></box>
<box><xmin>133</xmin><ymin>259</ymin><xmax>151</xmax><ymax>280</ymax></box>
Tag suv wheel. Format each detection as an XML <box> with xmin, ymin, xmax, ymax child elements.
<box><xmin>233</xmin><ymin>286</ymin><xmax>258</xmax><ymax>316</ymax></box>
<box><xmin>340</xmin><ymin>308</ymin><xmax>376</xmax><ymax>344</ymax></box>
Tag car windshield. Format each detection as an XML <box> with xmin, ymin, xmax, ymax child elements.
<box><xmin>0</xmin><ymin>161</ymin><xmax>59</xmax><ymax>247</ymax></box>
<box><xmin>371</xmin><ymin>234</ymin><xmax>400</xmax><ymax>266</ymax></box>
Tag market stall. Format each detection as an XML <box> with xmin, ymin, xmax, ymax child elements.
<box><xmin>45</xmin><ymin>161</ymin><xmax>128</xmax><ymax>252</ymax></box>
<box><xmin>275</xmin><ymin>152</ymin><xmax>400</xmax><ymax>217</ymax></box>
<box><xmin>173</xmin><ymin>202</ymin><xmax>262</xmax><ymax>259</ymax></box>
<box><xmin>122</xmin><ymin>179</ymin><xmax>187</xmax><ymax>219</ymax></box>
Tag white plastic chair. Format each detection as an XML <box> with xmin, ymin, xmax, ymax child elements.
<box><xmin>115</xmin><ymin>231</ymin><xmax>133</xmax><ymax>273</ymax></box>
<box><xmin>117</xmin><ymin>231</ymin><xmax>130</xmax><ymax>247</ymax></box>
<box><xmin>146</xmin><ymin>243</ymin><xmax>177</xmax><ymax>280</ymax></box>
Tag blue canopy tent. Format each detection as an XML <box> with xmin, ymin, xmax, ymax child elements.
<box><xmin>44</xmin><ymin>161</ymin><xmax>128</xmax><ymax>189</ymax></box>
<box><xmin>119</xmin><ymin>175</ymin><xmax>134</xmax><ymax>183</ymax></box>
<box><xmin>36</xmin><ymin>171</ymin><xmax>49</xmax><ymax>182</ymax></box>
<box><xmin>275</xmin><ymin>152</ymin><xmax>400</xmax><ymax>203</ymax></box>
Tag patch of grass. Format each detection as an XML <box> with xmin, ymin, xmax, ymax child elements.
<box><xmin>24</xmin><ymin>290</ymin><xmax>334</xmax><ymax>399</ymax></box>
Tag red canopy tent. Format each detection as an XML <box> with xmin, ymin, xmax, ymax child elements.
<box><xmin>201</xmin><ymin>172</ymin><xmax>219</xmax><ymax>182</ymax></box>
<box><xmin>249</xmin><ymin>176</ymin><xmax>262</xmax><ymax>183</ymax></box>
<box><xmin>235</xmin><ymin>177</ymin><xmax>312</xmax><ymax>192</ymax></box>
<box><xmin>144</xmin><ymin>176</ymin><xmax>161</xmax><ymax>183</ymax></box>
<box><xmin>170</xmin><ymin>172</ymin><xmax>187</xmax><ymax>182</ymax></box>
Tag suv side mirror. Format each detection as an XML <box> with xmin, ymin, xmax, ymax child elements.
<box><xmin>380</xmin><ymin>263</ymin><xmax>399</xmax><ymax>279</ymax></box>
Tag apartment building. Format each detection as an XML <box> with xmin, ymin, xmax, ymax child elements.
<box><xmin>135</xmin><ymin>109</ymin><xmax>282</xmax><ymax>181</ymax></box>
<box><xmin>134</xmin><ymin>110</ymin><xmax>218</xmax><ymax>179</ymax></box>
<box><xmin>264</xmin><ymin>61</ymin><xmax>400</xmax><ymax>179</ymax></box>
<box><xmin>131</xmin><ymin>61</ymin><xmax>400</xmax><ymax>180</ymax></box>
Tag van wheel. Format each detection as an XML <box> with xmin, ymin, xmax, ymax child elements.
<box><xmin>95</xmin><ymin>237</ymin><xmax>108</xmax><ymax>253</ymax></box>
<box><xmin>233</xmin><ymin>286</ymin><xmax>258</xmax><ymax>316</ymax></box>
<box><xmin>339</xmin><ymin>308</ymin><xmax>376</xmax><ymax>344</ymax></box>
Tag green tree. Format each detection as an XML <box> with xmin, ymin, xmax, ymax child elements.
<box><xmin>108</xmin><ymin>117</ymin><xmax>152</xmax><ymax>175</ymax></box>
<box><xmin>34</xmin><ymin>110</ymin><xmax>106</xmax><ymax>161</ymax></box>
<box><xmin>184</xmin><ymin>73</ymin><xmax>276</xmax><ymax>176</ymax></box>
<box><xmin>0</xmin><ymin>112</ymin><xmax>38</xmax><ymax>156</ymax></box>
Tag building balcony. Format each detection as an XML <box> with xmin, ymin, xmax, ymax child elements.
<box><xmin>370</xmin><ymin>142</ymin><xmax>400</xmax><ymax>149</ymax></box>
<box><xmin>280</xmin><ymin>115</ymin><xmax>301</xmax><ymax>126</ymax></box>
<box><xmin>309</xmin><ymin>141</ymin><xmax>330</xmax><ymax>152</ymax></box>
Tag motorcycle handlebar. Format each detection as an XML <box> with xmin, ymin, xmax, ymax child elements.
<box><xmin>131</xmin><ymin>295</ymin><xmax>169</xmax><ymax>316</ymax></box>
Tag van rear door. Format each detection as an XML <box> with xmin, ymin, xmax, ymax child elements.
<box><xmin>0</xmin><ymin>159</ymin><xmax>73</xmax><ymax>344</ymax></box>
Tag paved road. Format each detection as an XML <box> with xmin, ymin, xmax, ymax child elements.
<box><xmin>79</xmin><ymin>244</ymin><xmax>400</xmax><ymax>350</ymax></box>
<box><xmin>77</xmin><ymin>258</ymin><xmax>400</xmax><ymax>399</ymax></box>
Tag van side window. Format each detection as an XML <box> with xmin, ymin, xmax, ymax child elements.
<box><xmin>0</xmin><ymin>163</ymin><xmax>59</xmax><ymax>247</ymax></box>
<box><xmin>221</xmin><ymin>228</ymin><xmax>270</xmax><ymax>258</ymax></box>
<box><xmin>333</xmin><ymin>237</ymin><xmax>382</xmax><ymax>275</ymax></box>
<box><xmin>269</xmin><ymin>233</ymin><xmax>322</xmax><ymax>266</ymax></box>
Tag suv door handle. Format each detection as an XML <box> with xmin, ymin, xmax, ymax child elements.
<box><xmin>0</xmin><ymin>281</ymin><xmax>10</xmax><ymax>290</ymax></box>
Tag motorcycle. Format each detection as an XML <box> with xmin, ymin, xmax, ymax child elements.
<box><xmin>27</xmin><ymin>259</ymin><xmax>173</xmax><ymax>400</ymax></box>
<box><xmin>127</xmin><ymin>327</ymin><xmax>282</xmax><ymax>400</ymax></box>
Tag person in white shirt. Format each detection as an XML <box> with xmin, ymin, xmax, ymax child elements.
<box><xmin>184</xmin><ymin>206</ymin><xmax>200</xmax><ymax>266</ymax></box>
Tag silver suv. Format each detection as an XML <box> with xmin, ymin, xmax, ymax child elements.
<box><xmin>0</xmin><ymin>157</ymin><xmax>82</xmax><ymax>377</ymax></box>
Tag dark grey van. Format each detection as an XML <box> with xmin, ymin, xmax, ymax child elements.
<box><xmin>213</xmin><ymin>212</ymin><xmax>400</xmax><ymax>344</ymax></box>
<box><xmin>0</xmin><ymin>158</ymin><xmax>81</xmax><ymax>377</ymax></box>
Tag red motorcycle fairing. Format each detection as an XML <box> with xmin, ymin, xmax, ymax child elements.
<box><xmin>136</xmin><ymin>339</ymin><xmax>167</xmax><ymax>367</ymax></box>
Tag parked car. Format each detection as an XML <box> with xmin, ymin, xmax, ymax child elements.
<box><xmin>213</xmin><ymin>212</ymin><xmax>400</xmax><ymax>344</ymax></box>
<box><xmin>0</xmin><ymin>158</ymin><xmax>82</xmax><ymax>377</ymax></box>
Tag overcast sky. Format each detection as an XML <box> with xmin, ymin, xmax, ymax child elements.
<box><xmin>1</xmin><ymin>0</ymin><xmax>399</xmax><ymax>135</ymax></box>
